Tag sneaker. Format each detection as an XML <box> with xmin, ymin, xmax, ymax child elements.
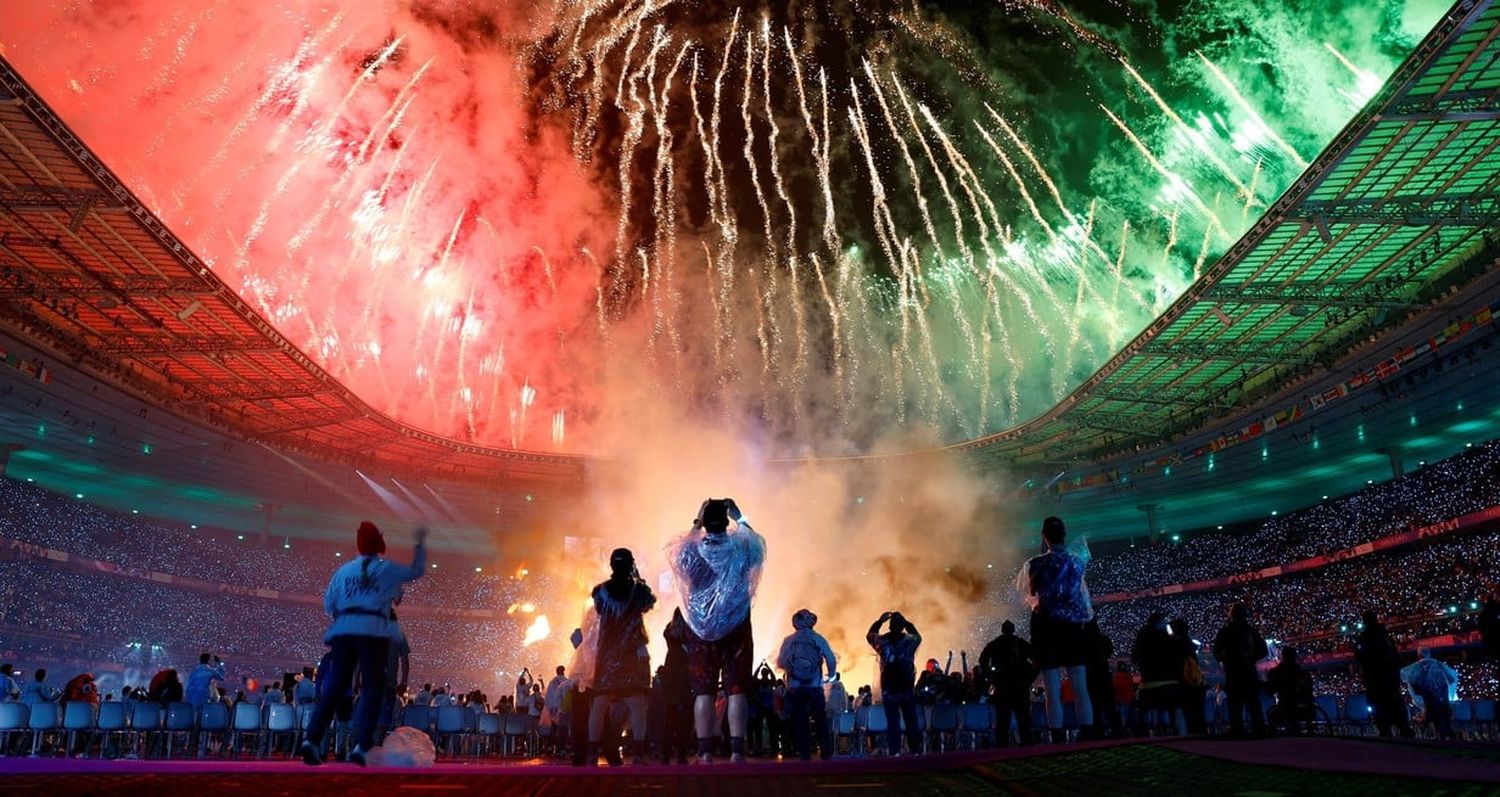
<box><xmin>348</xmin><ymin>746</ymin><xmax>367</xmax><ymax>767</ymax></box>
<box><xmin>299</xmin><ymin>741</ymin><xmax>323</xmax><ymax>767</ymax></box>
<box><xmin>729</xmin><ymin>753</ymin><xmax>746</xmax><ymax>764</ymax></box>
<box><xmin>693</xmin><ymin>753</ymin><xmax>713</xmax><ymax>765</ymax></box>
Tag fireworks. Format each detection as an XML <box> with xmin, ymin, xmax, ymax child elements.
<box><xmin>0</xmin><ymin>0</ymin><xmax>1440</xmax><ymax>453</ymax></box>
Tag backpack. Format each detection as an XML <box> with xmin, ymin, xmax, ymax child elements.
<box><xmin>1411</xmin><ymin>660</ymin><xmax>1451</xmax><ymax>697</ymax></box>
<box><xmin>787</xmin><ymin>635</ymin><xmax>823</xmax><ymax>683</ymax></box>
<box><xmin>1182</xmin><ymin>655</ymin><xmax>1205</xmax><ymax>687</ymax></box>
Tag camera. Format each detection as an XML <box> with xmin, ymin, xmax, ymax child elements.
<box><xmin>699</xmin><ymin>498</ymin><xmax>732</xmax><ymax>533</ymax></box>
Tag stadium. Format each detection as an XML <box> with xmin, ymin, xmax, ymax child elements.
<box><xmin>0</xmin><ymin>0</ymin><xmax>1498</xmax><ymax>793</ymax></box>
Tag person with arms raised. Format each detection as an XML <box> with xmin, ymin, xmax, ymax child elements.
<box><xmin>667</xmin><ymin>498</ymin><xmax>766</xmax><ymax>764</ymax></box>
<box><xmin>300</xmin><ymin>521</ymin><xmax>426</xmax><ymax>767</ymax></box>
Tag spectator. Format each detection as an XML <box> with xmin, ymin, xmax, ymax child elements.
<box><xmin>579</xmin><ymin>547</ymin><xmax>655</xmax><ymax>766</ymax></box>
<box><xmin>184</xmin><ymin>653</ymin><xmax>227</xmax><ymax>709</ymax></box>
<box><xmin>294</xmin><ymin>668</ymin><xmax>317</xmax><ymax>705</ymax></box>
<box><xmin>1266</xmin><ymin>647</ymin><xmax>1313</xmax><ymax>735</ymax></box>
<box><xmin>1402</xmin><ymin>649</ymin><xmax>1459</xmax><ymax>741</ymax></box>
<box><xmin>826</xmin><ymin>672</ymin><xmax>848</xmax><ymax>717</ymax></box>
<box><xmin>867</xmin><ymin>611</ymin><xmax>922</xmax><ymax>756</ymax></box>
<box><xmin>0</xmin><ymin>663</ymin><xmax>18</xmax><ymax>702</ymax></box>
<box><xmin>979</xmin><ymin>620</ymin><xmax>1036</xmax><ymax>745</ymax></box>
<box><xmin>667</xmin><ymin>498</ymin><xmax>766</xmax><ymax>765</ymax></box>
<box><xmin>1024</xmin><ymin>516</ymin><xmax>1096</xmax><ymax>742</ymax></box>
<box><xmin>1480</xmin><ymin>591</ymin><xmax>1500</xmax><ymax>684</ymax></box>
<box><xmin>658</xmin><ymin>609</ymin><xmax>693</xmax><ymax>765</ymax></box>
<box><xmin>22</xmin><ymin>668</ymin><xmax>61</xmax><ymax>704</ymax></box>
<box><xmin>1111</xmin><ymin>663</ymin><xmax>1136</xmax><ymax>729</ymax></box>
<box><xmin>775</xmin><ymin>608</ymin><xmax>837</xmax><ymax>761</ymax></box>
<box><xmin>1133</xmin><ymin>613</ymin><xmax>1185</xmax><ymax>735</ymax></box>
<box><xmin>1212</xmin><ymin>603</ymin><xmax>1267</xmax><ymax>737</ymax></box>
<box><xmin>545</xmin><ymin>665</ymin><xmax>571</xmax><ymax>730</ymax></box>
<box><xmin>148</xmin><ymin>669</ymin><xmax>185</xmax><ymax>705</ymax></box>
<box><xmin>1170</xmin><ymin>618</ymin><xmax>1207</xmax><ymax>735</ymax></box>
<box><xmin>1353</xmin><ymin>611</ymin><xmax>1413</xmax><ymax>739</ymax></box>
<box><xmin>300</xmin><ymin>522</ymin><xmax>427</xmax><ymax>768</ymax></box>
<box><xmin>1084</xmin><ymin>619</ymin><xmax>1120</xmax><ymax>736</ymax></box>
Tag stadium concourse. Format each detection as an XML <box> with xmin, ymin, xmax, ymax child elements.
<box><xmin>3</xmin><ymin>0</ymin><xmax>1500</xmax><ymax>794</ymax></box>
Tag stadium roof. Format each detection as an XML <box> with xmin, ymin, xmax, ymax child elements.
<box><xmin>0</xmin><ymin>67</ymin><xmax>584</xmax><ymax>485</ymax></box>
<box><xmin>938</xmin><ymin>0</ymin><xmax>1500</xmax><ymax>475</ymax></box>
<box><xmin>0</xmin><ymin>0</ymin><xmax>1497</xmax><ymax>488</ymax></box>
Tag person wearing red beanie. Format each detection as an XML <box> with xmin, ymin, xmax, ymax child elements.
<box><xmin>301</xmin><ymin>522</ymin><xmax>427</xmax><ymax>767</ymax></box>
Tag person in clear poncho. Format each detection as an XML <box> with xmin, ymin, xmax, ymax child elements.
<box><xmin>665</xmin><ymin>498</ymin><xmax>766</xmax><ymax>764</ymax></box>
<box><xmin>572</xmin><ymin>547</ymin><xmax>656</xmax><ymax>765</ymax></box>
<box><xmin>1016</xmin><ymin>516</ymin><xmax>1095</xmax><ymax>742</ymax></box>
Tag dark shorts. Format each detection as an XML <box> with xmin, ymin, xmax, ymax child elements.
<box><xmin>686</xmin><ymin>618</ymin><xmax>754</xmax><ymax>696</ymax></box>
<box><xmin>1030</xmin><ymin>611</ymin><xmax>1089</xmax><ymax>669</ymax></box>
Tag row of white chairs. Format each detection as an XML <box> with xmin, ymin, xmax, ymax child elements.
<box><xmin>0</xmin><ymin>700</ymin><xmax>317</xmax><ymax>759</ymax></box>
<box><xmin>398</xmin><ymin>705</ymin><xmax>544</xmax><ymax>757</ymax></box>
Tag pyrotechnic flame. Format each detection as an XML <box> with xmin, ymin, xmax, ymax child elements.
<box><xmin>522</xmin><ymin>615</ymin><xmax>551</xmax><ymax>648</ymax></box>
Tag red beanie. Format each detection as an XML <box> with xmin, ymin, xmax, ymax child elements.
<box><xmin>356</xmin><ymin>521</ymin><xmax>385</xmax><ymax>556</ymax></box>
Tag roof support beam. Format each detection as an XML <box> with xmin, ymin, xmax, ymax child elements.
<box><xmin>1138</xmin><ymin>340</ymin><xmax>1319</xmax><ymax>367</ymax></box>
<box><xmin>0</xmin><ymin>184</ymin><xmax>125</xmax><ymax>231</ymax></box>
<box><xmin>1205</xmin><ymin>280</ymin><xmax>1423</xmax><ymax>309</ymax></box>
<box><xmin>1381</xmin><ymin>88</ymin><xmax>1500</xmax><ymax>122</ymax></box>
<box><xmin>1296</xmin><ymin>192</ymin><xmax>1500</xmax><ymax>227</ymax></box>
<box><xmin>101</xmin><ymin>336</ymin><xmax>284</xmax><ymax>356</ymax></box>
<box><xmin>1089</xmin><ymin>384</ymin><xmax>1237</xmax><ymax>411</ymax></box>
<box><xmin>1066</xmin><ymin>412</ymin><xmax>1167</xmax><ymax>441</ymax></box>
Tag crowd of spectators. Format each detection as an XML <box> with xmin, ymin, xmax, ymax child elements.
<box><xmin>2</xmin><ymin>437</ymin><xmax>1499</xmax><ymax>755</ymax></box>
<box><xmin>1088</xmin><ymin>441</ymin><xmax>1500</xmax><ymax>595</ymax></box>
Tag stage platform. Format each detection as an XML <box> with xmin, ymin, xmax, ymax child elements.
<box><xmin>3</xmin><ymin>737</ymin><xmax>1497</xmax><ymax>796</ymax></box>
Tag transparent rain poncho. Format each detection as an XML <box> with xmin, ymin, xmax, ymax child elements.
<box><xmin>666</xmin><ymin>521</ymin><xmax>766</xmax><ymax>641</ymax></box>
<box><xmin>1014</xmin><ymin>537</ymin><xmax>1094</xmax><ymax>621</ymax></box>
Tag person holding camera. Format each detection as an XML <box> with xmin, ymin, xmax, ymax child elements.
<box><xmin>776</xmin><ymin>608</ymin><xmax>837</xmax><ymax>761</ymax></box>
<box><xmin>1023</xmin><ymin>516</ymin><xmax>1095</xmax><ymax>743</ymax></box>
<box><xmin>667</xmin><ymin>497</ymin><xmax>766</xmax><ymax>764</ymax></box>
<box><xmin>867</xmin><ymin>611</ymin><xmax>923</xmax><ymax>755</ymax></box>
<box><xmin>581</xmin><ymin>547</ymin><xmax>656</xmax><ymax>765</ymax></box>
<box><xmin>184</xmin><ymin>652</ymin><xmax>226</xmax><ymax>709</ymax></box>
<box><xmin>300</xmin><ymin>521</ymin><xmax>427</xmax><ymax>767</ymax></box>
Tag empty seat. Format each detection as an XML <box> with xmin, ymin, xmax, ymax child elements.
<box><xmin>500</xmin><ymin>712</ymin><xmax>532</xmax><ymax>757</ymax></box>
<box><xmin>161</xmin><ymin>702</ymin><xmax>197</xmax><ymax>759</ymax></box>
<box><xmin>1314</xmin><ymin>695</ymin><xmax>1340</xmax><ymax>728</ymax></box>
<box><xmin>96</xmin><ymin>701</ymin><xmax>129</xmax><ymax>758</ymax></box>
<box><xmin>402</xmin><ymin>704</ymin><xmax>432</xmax><ymax>733</ymax></box>
<box><xmin>27</xmin><ymin>701</ymin><xmax>62</xmax><ymax>756</ymax></box>
<box><xmin>861</xmin><ymin>705</ymin><xmax>888</xmax><ymax>755</ymax></box>
<box><xmin>265</xmin><ymin>703</ymin><xmax>298</xmax><ymax>757</ymax></box>
<box><xmin>928</xmin><ymin>704</ymin><xmax>961</xmax><ymax>752</ymax></box>
<box><xmin>0</xmin><ymin>701</ymin><xmax>28</xmax><ymax>751</ymax></box>
<box><xmin>230</xmin><ymin>702</ymin><xmax>265</xmax><ymax>758</ymax></box>
<box><xmin>960</xmin><ymin>704</ymin><xmax>995</xmax><ymax>749</ymax></box>
<box><xmin>434</xmin><ymin>705</ymin><xmax>469</xmax><ymax>756</ymax></box>
<box><xmin>198</xmin><ymin>702</ymin><xmax>231</xmax><ymax>758</ymax></box>
<box><xmin>61</xmin><ymin>701</ymin><xmax>96</xmax><ymax>756</ymax></box>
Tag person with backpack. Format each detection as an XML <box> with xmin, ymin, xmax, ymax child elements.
<box><xmin>1402</xmin><ymin>648</ymin><xmax>1459</xmax><ymax>740</ymax></box>
<box><xmin>1212</xmin><ymin>603</ymin><xmax>1267</xmax><ymax>737</ymax></box>
<box><xmin>868</xmin><ymin>610</ymin><xmax>923</xmax><ymax>756</ymax></box>
<box><xmin>979</xmin><ymin>620</ymin><xmax>1037</xmax><ymax>745</ymax></box>
<box><xmin>776</xmin><ymin>608</ymin><xmax>837</xmax><ymax>761</ymax></box>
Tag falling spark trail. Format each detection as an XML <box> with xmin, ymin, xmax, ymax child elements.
<box><xmin>1195</xmin><ymin>51</ymin><xmax>1308</xmax><ymax>167</ymax></box>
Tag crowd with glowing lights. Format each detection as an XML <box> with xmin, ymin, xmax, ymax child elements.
<box><xmin>1087</xmin><ymin>441</ymin><xmax>1500</xmax><ymax>594</ymax></box>
<box><xmin>3</xmin><ymin>439</ymin><xmax>1500</xmax><ymax>761</ymax></box>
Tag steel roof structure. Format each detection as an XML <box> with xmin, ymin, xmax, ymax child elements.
<box><xmin>0</xmin><ymin>65</ymin><xmax>584</xmax><ymax>485</ymax></box>
<box><xmin>939</xmin><ymin>0</ymin><xmax>1500</xmax><ymax>476</ymax></box>
<box><xmin>0</xmin><ymin>0</ymin><xmax>1496</xmax><ymax>489</ymax></box>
